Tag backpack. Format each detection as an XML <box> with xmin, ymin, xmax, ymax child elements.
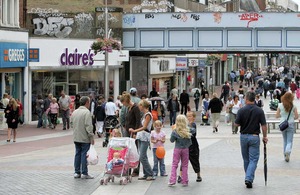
<box><xmin>263</xmin><ymin>81</ymin><xmax>269</xmax><ymax>90</ymax></box>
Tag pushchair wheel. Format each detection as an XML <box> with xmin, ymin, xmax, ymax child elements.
<box><xmin>100</xmin><ymin>178</ymin><xmax>104</xmax><ymax>185</ymax></box>
<box><xmin>111</xmin><ymin>176</ymin><xmax>115</xmax><ymax>183</ymax></box>
<box><xmin>104</xmin><ymin>178</ymin><xmax>109</xmax><ymax>185</ymax></box>
<box><xmin>122</xmin><ymin>178</ymin><xmax>128</xmax><ymax>185</ymax></box>
<box><xmin>127</xmin><ymin>176</ymin><xmax>132</xmax><ymax>183</ymax></box>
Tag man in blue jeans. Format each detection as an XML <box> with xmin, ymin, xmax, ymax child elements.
<box><xmin>71</xmin><ymin>96</ymin><xmax>95</xmax><ymax>179</ymax></box>
<box><xmin>235</xmin><ymin>91</ymin><xmax>268</xmax><ymax>188</ymax></box>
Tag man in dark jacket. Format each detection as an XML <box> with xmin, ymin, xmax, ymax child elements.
<box><xmin>179</xmin><ymin>90</ymin><xmax>189</xmax><ymax>115</ymax></box>
<box><xmin>220</xmin><ymin>81</ymin><xmax>230</xmax><ymax>104</ymax></box>
<box><xmin>208</xmin><ymin>93</ymin><xmax>223</xmax><ymax>133</ymax></box>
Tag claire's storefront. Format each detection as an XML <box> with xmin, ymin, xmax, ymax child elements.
<box><xmin>28</xmin><ymin>38</ymin><xmax>128</xmax><ymax>122</ymax></box>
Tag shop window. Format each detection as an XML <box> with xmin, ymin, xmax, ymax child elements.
<box><xmin>53</xmin><ymin>71</ymin><xmax>67</xmax><ymax>83</ymax></box>
<box><xmin>1</xmin><ymin>0</ymin><xmax>19</xmax><ymax>27</ymax></box>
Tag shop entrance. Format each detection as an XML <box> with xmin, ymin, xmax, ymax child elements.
<box><xmin>53</xmin><ymin>82</ymin><xmax>78</xmax><ymax>98</ymax></box>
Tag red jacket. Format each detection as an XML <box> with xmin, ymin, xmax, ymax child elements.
<box><xmin>290</xmin><ymin>83</ymin><xmax>297</xmax><ymax>92</ymax></box>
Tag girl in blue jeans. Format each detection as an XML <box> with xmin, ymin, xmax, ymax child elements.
<box><xmin>169</xmin><ymin>115</ymin><xmax>192</xmax><ymax>187</ymax></box>
<box><xmin>151</xmin><ymin>120</ymin><xmax>168</xmax><ymax>177</ymax></box>
<box><xmin>276</xmin><ymin>92</ymin><xmax>299</xmax><ymax>162</ymax></box>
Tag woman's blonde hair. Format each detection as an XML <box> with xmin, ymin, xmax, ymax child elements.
<box><xmin>175</xmin><ymin>115</ymin><xmax>191</xmax><ymax>138</ymax></box>
<box><xmin>10</xmin><ymin>98</ymin><xmax>18</xmax><ymax>111</ymax></box>
<box><xmin>281</xmin><ymin>92</ymin><xmax>294</xmax><ymax>112</ymax></box>
<box><xmin>120</xmin><ymin>93</ymin><xmax>131</xmax><ymax>104</ymax></box>
<box><xmin>138</xmin><ymin>99</ymin><xmax>150</xmax><ymax>109</ymax></box>
<box><xmin>212</xmin><ymin>93</ymin><xmax>218</xmax><ymax>98</ymax></box>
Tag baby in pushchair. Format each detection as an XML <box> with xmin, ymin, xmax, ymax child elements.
<box><xmin>100</xmin><ymin>137</ymin><xmax>139</xmax><ymax>185</ymax></box>
<box><xmin>106</xmin><ymin>152</ymin><xmax>124</xmax><ymax>171</ymax></box>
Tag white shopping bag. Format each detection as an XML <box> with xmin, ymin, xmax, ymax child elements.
<box><xmin>86</xmin><ymin>145</ymin><xmax>98</xmax><ymax>165</ymax></box>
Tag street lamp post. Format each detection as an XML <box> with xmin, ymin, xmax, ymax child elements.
<box><xmin>104</xmin><ymin>0</ymin><xmax>109</xmax><ymax>99</ymax></box>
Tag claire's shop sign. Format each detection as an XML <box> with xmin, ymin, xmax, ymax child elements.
<box><xmin>60</xmin><ymin>48</ymin><xmax>94</xmax><ymax>66</ymax></box>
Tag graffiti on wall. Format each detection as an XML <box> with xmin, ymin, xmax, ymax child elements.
<box><xmin>96</xmin><ymin>13</ymin><xmax>119</xmax><ymax>37</ymax></box>
<box><xmin>33</xmin><ymin>17</ymin><xmax>74</xmax><ymax>38</ymax></box>
<box><xmin>28</xmin><ymin>8</ymin><xmax>67</xmax><ymax>17</ymax></box>
<box><xmin>73</xmin><ymin>13</ymin><xmax>94</xmax><ymax>36</ymax></box>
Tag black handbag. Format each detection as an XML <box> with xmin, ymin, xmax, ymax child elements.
<box><xmin>279</xmin><ymin>106</ymin><xmax>293</xmax><ymax>131</ymax></box>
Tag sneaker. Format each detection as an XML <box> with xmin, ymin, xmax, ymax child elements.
<box><xmin>245</xmin><ymin>180</ymin><xmax>252</xmax><ymax>188</ymax></box>
<box><xmin>74</xmin><ymin>173</ymin><xmax>81</xmax><ymax>178</ymax></box>
<box><xmin>285</xmin><ymin>153</ymin><xmax>290</xmax><ymax>162</ymax></box>
<box><xmin>146</xmin><ymin>176</ymin><xmax>156</xmax><ymax>181</ymax></box>
<box><xmin>215</xmin><ymin>127</ymin><xmax>218</xmax><ymax>132</ymax></box>
<box><xmin>182</xmin><ymin>183</ymin><xmax>188</xmax><ymax>187</ymax></box>
<box><xmin>177</xmin><ymin>176</ymin><xmax>182</xmax><ymax>183</ymax></box>
<box><xmin>63</xmin><ymin>127</ymin><xmax>66</xmax><ymax>130</ymax></box>
<box><xmin>161</xmin><ymin>174</ymin><xmax>168</xmax><ymax>177</ymax></box>
<box><xmin>168</xmin><ymin>183</ymin><xmax>175</xmax><ymax>187</ymax></box>
<box><xmin>196</xmin><ymin>176</ymin><xmax>202</xmax><ymax>182</ymax></box>
<box><xmin>81</xmin><ymin>174</ymin><xmax>94</xmax><ymax>179</ymax></box>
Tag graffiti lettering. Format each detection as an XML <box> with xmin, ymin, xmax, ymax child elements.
<box><xmin>28</xmin><ymin>8</ymin><xmax>67</xmax><ymax>17</ymax></box>
<box><xmin>96</xmin><ymin>27</ymin><xmax>114</xmax><ymax>37</ymax></box>
<box><xmin>191</xmin><ymin>14</ymin><xmax>200</xmax><ymax>21</ymax></box>
<box><xmin>98</xmin><ymin>13</ymin><xmax>119</xmax><ymax>23</ymax></box>
<box><xmin>239</xmin><ymin>13</ymin><xmax>263</xmax><ymax>28</ymax></box>
<box><xmin>33</xmin><ymin>17</ymin><xmax>74</xmax><ymax>38</ymax></box>
<box><xmin>74</xmin><ymin>13</ymin><xmax>94</xmax><ymax>36</ymax></box>
<box><xmin>145</xmin><ymin>13</ymin><xmax>154</xmax><ymax>19</ymax></box>
<box><xmin>123</xmin><ymin>15</ymin><xmax>136</xmax><ymax>25</ymax></box>
<box><xmin>171</xmin><ymin>13</ymin><xmax>187</xmax><ymax>22</ymax></box>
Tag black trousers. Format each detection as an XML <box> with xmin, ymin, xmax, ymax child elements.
<box><xmin>189</xmin><ymin>147</ymin><xmax>200</xmax><ymax>173</ymax></box>
<box><xmin>181</xmin><ymin>103</ymin><xmax>188</xmax><ymax>115</ymax></box>
<box><xmin>180</xmin><ymin>147</ymin><xmax>200</xmax><ymax>174</ymax></box>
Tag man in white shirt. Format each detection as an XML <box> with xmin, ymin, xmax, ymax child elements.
<box><xmin>105</xmin><ymin>97</ymin><xmax>117</xmax><ymax>116</ymax></box>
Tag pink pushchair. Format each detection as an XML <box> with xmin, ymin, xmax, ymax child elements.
<box><xmin>100</xmin><ymin>137</ymin><xmax>139</xmax><ymax>185</ymax></box>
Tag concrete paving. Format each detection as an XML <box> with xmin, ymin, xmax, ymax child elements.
<box><xmin>1</xmin><ymin>84</ymin><xmax>300</xmax><ymax>195</ymax></box>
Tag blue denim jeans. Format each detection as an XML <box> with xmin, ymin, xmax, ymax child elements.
<box><xmin>138</xmin><ymin>140</ymin><xmax>153</xmax><ymax>177</ymax></box>
<box><xmin>42</xmin><ymin>112</ymin><xmax>51</xmax><ymax>128</ymax></box>
<box><xmin>282</xmin><ymin>123</ymin><xmax>295</xmax><ymax>156</ymax></box>
<box><xmin>169</xmin><ymin>111</ymin><xmax>177</xmax><ymax>125</ymax></box>
<box><xmin>240</xmin><ymin>134</ymin><xmax>260</xmax><ymax>183</ymax></box>
<box><xmin>74</xmin><ymin>142</ymin><xmax>90</xmax><ymax>175</ymax></box>
<box><xmin>152</xmin><ymin>148</ymin><xmax>166</xmax><ymax>176</ymax></box>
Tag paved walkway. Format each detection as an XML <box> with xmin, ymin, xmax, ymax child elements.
<box><xmin>1</xmin><ymin>84</ymin><xmax>300</xmax><ymax>195</ymax></box>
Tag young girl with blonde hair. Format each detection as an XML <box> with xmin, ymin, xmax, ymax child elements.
<box><xmin>169</xmin><ymin>114</ymin><xmax>191</xmax><ymax>187</ymax></box>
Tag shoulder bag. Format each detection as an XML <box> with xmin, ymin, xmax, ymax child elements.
<box><xmin>279</xmin><ymin>106</ymin><xmax>293</xmax><ymax>131</ymax></box>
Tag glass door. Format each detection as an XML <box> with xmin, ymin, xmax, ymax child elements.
<box><xmin>53</xmin><ymin>82</ymin><xmax>67</xmax><ymax>99</ymax></box>
<box><xmin>68</xmin><ymin>84</ymin><xmax>78</xmax><ymax>96</ymax></box>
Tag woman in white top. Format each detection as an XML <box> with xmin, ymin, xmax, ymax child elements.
<box><xmin>129</xmin><ymin>99</ymin><xmax>155</xmax><ymax>181</ymax></box>
<box><xmin>229</xmin><ymin>95</ymin><xmax>242</xmax><ymax>134</ymax></box>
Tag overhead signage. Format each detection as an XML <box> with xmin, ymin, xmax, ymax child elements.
<box><xmin>0</xmin><ymin>42</ymin><xmax>27</xmax><ymax>68</ymax></box>
<box><xmin>176</xmin><ymin>57</ymin><xmax>188</xmax><ymax>71</ymax></box>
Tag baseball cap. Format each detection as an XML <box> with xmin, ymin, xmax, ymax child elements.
<box><xmin>130</xmin><ymin>87</ymin><xmax>137</xmax><ymax>94</ymax></box>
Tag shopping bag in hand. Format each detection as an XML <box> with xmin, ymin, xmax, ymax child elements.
<box><xmin>86</xmin><ymin>145</ymin><xmax>98</xmax><ymax>165</ymax></box>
